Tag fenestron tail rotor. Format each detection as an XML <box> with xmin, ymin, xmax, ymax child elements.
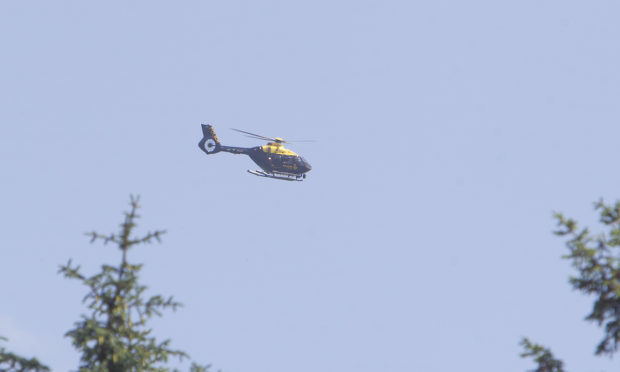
<box><xmin>198</xmin><ymin>124</ymin><xmax>222</xmax><ymax>154</ymax></box>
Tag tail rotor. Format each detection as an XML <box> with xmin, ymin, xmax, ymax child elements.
<box><xmin>198</xmin><ymin>124</ymin><xmax>222</xmax><ymax>154</ymax></box>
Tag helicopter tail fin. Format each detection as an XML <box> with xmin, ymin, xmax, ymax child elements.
<box><xmin>198</xmin><ymin>124</ymin><xmax>222</xmax><ymax>155</ymax></box>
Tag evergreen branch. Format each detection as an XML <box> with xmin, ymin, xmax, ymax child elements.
<box><xmin>128</xmin><ymin>230</ymin><xmax>167</xmax><ymax>247</ymax></box>
<box><xmin>0</xmin><ymin>337</ymin><xmax>50</xmax><ymax>372</ymax></box>
<box><xmin>519</xmin><ymin>338</ymin><xmax>564</xmax><ymax>372</ymax></box>
<box><xmin>85</xmin><ymin>231</ymin><xmax>119</xmax><ymax>245</ymax></box>
<box><xmin>556</xmin><ymin>199</ymin><xmax>620</xmax><ymax>356</ymax></box>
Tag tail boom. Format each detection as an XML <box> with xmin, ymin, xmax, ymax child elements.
<box><xmin>220</xmin><ymin>145</ymin><xmax>251</xmax><ymax>155</ymax></box>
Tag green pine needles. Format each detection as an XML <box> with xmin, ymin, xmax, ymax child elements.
<box><xmin>521</xmin><ymin>199</ymin><xmax>620</xmax><ymax>371</ymax></box>
<box><xmin>554</xmin><ymin>199</ymin><xmax>620</xmax><ymax>356</ymax></box>
<box><xmin>519</xmin><ymin>338</ymin><xmax>564</xmax><ymax>372</ymax></box>
<box><xmin>58</xmin><ymin>196</ymin><xmax>209</xmax><ymax>372</ymax></box>
<box><xmin>0</xmin><ymin>336</ymin><xmax>50</xmax><ymax>372</ymax></box>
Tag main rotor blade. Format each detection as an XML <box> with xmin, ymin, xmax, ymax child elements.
<box><xmin>231</xmin><ymin>128</ymin><xmax>276</xmax><ymax>142</ymax></box>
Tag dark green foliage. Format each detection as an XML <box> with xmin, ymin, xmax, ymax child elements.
<box><xmin>0</xmin><ymin>336</ymin><xmax>50</xmax><ymax>372</ymax></box>
<box><xmin>58</xmin><ymin>196</ymin><xmax>198</xmax><ymax>371</ymax></box>
<box><xmin>521</xmin><ymin>199</ymin><xmax>620</xmax><ymax>371</ymax></box>
<box><xmin>519</xmin><ymin>338</ymin><xmax>564</xmax><ymax>372</ymax></box>
<box><xmin>554</xmin><ymin>199</ymin><xmax>620</xmax><ymax>356</ymax></box>
<box><xmin>185</xmin><ymin>364</ymin><xmax>212</xmax><ymax>372</ymax></box>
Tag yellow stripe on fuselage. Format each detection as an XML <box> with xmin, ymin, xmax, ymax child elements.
<box><xmin>261</xmin><ymin>142</ymin><xmax>298</xmax><ymax>156</ymax></box>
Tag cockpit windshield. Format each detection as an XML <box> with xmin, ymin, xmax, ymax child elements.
<box><xmin>300</xmin><ymin>157</ymin><xmax>311</xmax><ymax>170</ymax></box>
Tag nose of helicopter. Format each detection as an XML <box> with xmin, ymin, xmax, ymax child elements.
<box><xmin>301</xmin><ymin>157</ymin><xmax>312</xmax><ymax>172</ymax></box>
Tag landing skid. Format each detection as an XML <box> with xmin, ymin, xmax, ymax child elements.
<box><xmin>247</xmin><ymin>170</ymin><xmax>305</xmax><ymax>181</ymax></box>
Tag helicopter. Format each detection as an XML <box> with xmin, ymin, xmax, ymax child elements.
<box><xmin>198</xmin><ymin>124</ymin><xmax>312</xmax><ymax>181</ymax></box>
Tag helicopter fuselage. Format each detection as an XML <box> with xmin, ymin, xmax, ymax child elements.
<box><xmin>198</xmin><ymin>124</ymin><xmax>312</xmax><ymax>178</ymax></box>
<box><xmin>219</xmin><ymin>143</ymin><xmax>312</xmax><ymax>175</ymax></box>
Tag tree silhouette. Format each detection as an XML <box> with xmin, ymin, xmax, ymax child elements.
<box><xmin>521</xmin><ymin>199</ymin><xmax>620</xmax><ymax>370</ymax></box>
<box><xmin>0</xmin><ymin>336</ymin><xmax>50</xmax><ymax>372</ymax></box>
<box><xmin>59</xmin><ymin>196</ymin><xmax>210</xmax><ymax>372</ymax></box>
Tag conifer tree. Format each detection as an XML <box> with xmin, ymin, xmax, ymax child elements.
<box><xmin>554</xmin><ymin>199</ymin><xmax>620</xmax><ymax>356</ymax></box>
<box><xmin>59</xmin><ymin>196</ymin><xmax>210</xmax><ymax>372</ymax></box>
<box><xmin>519</xmin><ymin>338</ymin><xmax>564</xmax><ymax>372</ymax></box>
<box><xmin>521</xmin><ymin>199</ymin><xmax>620</xmax><ymax>370</ymax></box>
<box><xmin>0</xmin><ymin>336</ymin><xmax>50</xmax><ymax>372</ymax></box>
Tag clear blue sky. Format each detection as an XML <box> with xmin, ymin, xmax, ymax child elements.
<box><xmin>1</xmin><ymin>1</ymin><xmax>619</xmax><ymax>371</ymax></box>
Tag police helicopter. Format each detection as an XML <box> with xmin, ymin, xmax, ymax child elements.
<box><xmin>198</xmin><ymin>124</ymin><xmax>312</xmax><ymax>181</ymax></box>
